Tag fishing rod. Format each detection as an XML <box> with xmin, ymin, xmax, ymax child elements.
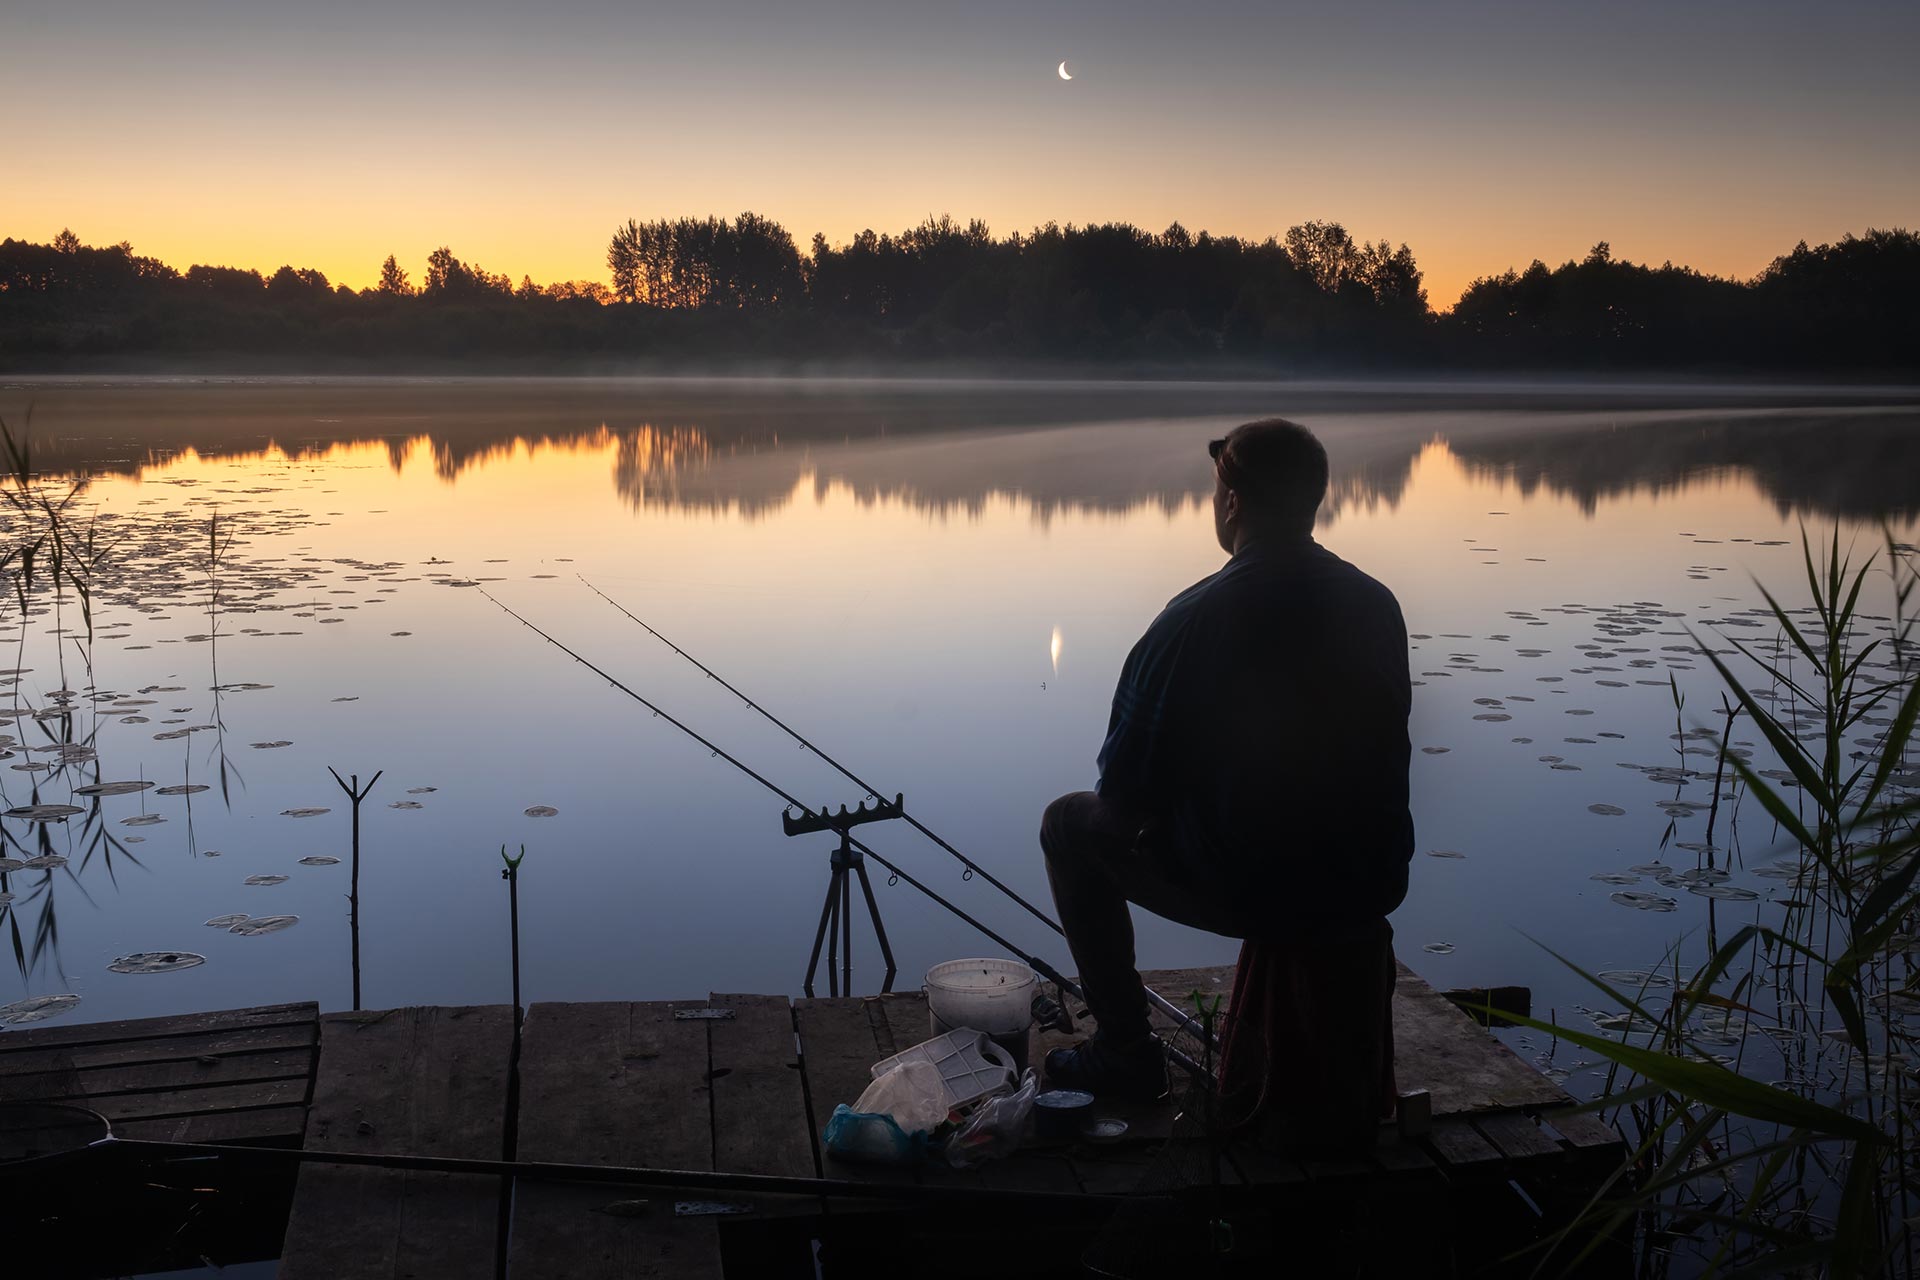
<box><xmin>8</xmin><ymin>1123</ymin><xmax>1131</xmax><ymax>1209</ymax></box>
<box><xmin>578</xmin><ymin>575</ymin><xmax>1060</xmax><ymax>932</ymax></box>
<box><xmin>474</xmin><ymin>587</ymin><xmax>1218</xmax><ymax>1063</ymax></box>
<box><xmin>576</xmin><ymin>576</ymin><xmax>1219</xmax><ymax>1048</ymax></box>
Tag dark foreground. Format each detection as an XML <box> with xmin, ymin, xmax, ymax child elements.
<box><xmin>1</xmin><ymin>966</ymin><xmax>1627</xmax><ymax>1277</ymax></box>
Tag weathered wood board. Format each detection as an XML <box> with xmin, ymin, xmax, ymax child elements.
<box><xmin>506</xmin><ymin>1000</ymin><xmax>721</xmax><ymax>1280</ymax></box>
<box><xmin>276</xmin><ymin>1005</ymin><xmax>513</xmax><ymax>1280</ymax></box>
<box><xmin>0</xmin><ymin>1001</ymin><xmax>317</xmax><ymax>1146</ymax></box>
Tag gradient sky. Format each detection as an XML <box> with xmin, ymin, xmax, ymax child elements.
<box><xmin>5</xmin><ymin>0</ymin><xmax>1916</xmax><ymax>307</ymax></box>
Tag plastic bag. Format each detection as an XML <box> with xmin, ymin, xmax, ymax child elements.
<box><xmin>854</xmin><ymin>1060</ymin><xmax>950</xmax><ymax>1133</ymax></box>
<box><xmin>822</xmin><ymin>1104</ymin><xmax>928</xmax><ymax>1165</ymax></box>
<box><xmin>943</xmin><ymin>1068</ymin><xmax>1039</xmax><ymax>1168</ymax></box>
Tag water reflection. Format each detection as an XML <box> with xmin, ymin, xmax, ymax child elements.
<box><xmin>5</xmin><ymin>379</ymin><xmax>1916</xmax><ymax>524</ymax></box>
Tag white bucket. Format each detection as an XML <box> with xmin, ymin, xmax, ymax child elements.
<box><xmin>924</xmin><ymin>958</ymin><xmax>1038</xmax><ymax>1072</ymax></box>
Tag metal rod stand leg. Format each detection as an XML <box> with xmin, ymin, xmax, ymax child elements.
<box><xmin>854</xmin><ymin>861</ymin><xmax>898</xmax><ymax>993</ymax></box>
<box><xmin>804</xmin><ymin>867</ymin><xmax>842</xmax><ymax>998</ymax></box>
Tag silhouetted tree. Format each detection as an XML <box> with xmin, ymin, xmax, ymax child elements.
<box><xmin>377</xmin><ymin>255</ymin><xmax>413</xmax><ymax>296</ymax></box>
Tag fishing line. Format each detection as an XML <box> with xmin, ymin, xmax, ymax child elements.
<box><xmin>477</xmin><ymin>586</ymin><xmax>1218</xmax><ymax>1058</ymax></box>
<box><xmin>577</xmin><ymin>576</ymin><xmax>1220</xmax><ymax>1047</ymax></box>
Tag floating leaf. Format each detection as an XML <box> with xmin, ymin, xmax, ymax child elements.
<box><xmin>281</xmin><ymin>808</ymin><xmax>330</xmax><ymax>817</ymax></box>
<box><xmin>524</xmin><ymin>805</ymin><xmax>559</xmax><ymax>817</ymax></box>
<box><xmin>1426</xmin><ymin>849</ymin><xmax>1467</xmax><ymax>860</ymax></box>
<box><xmin>230</xmin><ymin>915</ymin><xmax>299</xmax><ymax>936</ymax></box>
<box><xmin>1595</xmin><ymin>969</ymin><xmax>1672</xmax><ymax>988</ymax></box>
<box><xmin>250</xmin><ymin>741</ymin><xmax>293</xmax><ymax>750</ymax></box>
<box><xmin>205</xmin><ymin>913</ymin><xmax>249</xmax><ymax>927</ymax></box>
<box><xmin>109</xmin><ymin>951</ymin><xmax>206</xmax><ymax>974</ymax></box>
<box><xmin>0</xmin><ymin>993</ymin><xmax>81</xmax><ymax>1024</ymax></box>
<box><xmin>389</xmin><ymin>801</ymin><xmax>424</xmax><ymax>810</ymax></box>
<box><xmin>1586</xmin><ymin>803</ymin><xmax>1626</xmax><ymax>816</ymax></box>
<box><xmin>6</xmin><ymin>804</ymin><xmax>84</xmax><ymax>822</ymax></box>
<box><xmin>1423</xmin><ymin>942</ymin><xmax>1456</xmax><ymax>955</ymax></box>
<box><xmin>1589</xmin><ymin>872</ymin><xmax>1640</xmax><ymax>885</ymax></box>
<box><xmin>243</xmin><ymin>874</ymin><xmax>289</xmax><ymax>886</ymax></box>
<box><xmin>19</xmin><ymin>855</ymin><xmax>68</xmax><ymax>870</ymax></box>
<box><xmin>0</xmin><ymin>857</ymin><xmax>24</xmax><ymax>872</ymax></box>
<box><xmin>120</xmin><ymin>813</ymin><xmax>166</xmax><ymax>827</ymax></box>
<box><xmin>156</xmin><ymin>784</ymin><xmax>210</xmax><ymax>796</ymax></box>
<box><xmin>73</xmin><ymin>781</ymin><xmax>156</xmax><ymax>797</ymax></box>
<box><xmin>406</xmin><ymin>786</ymin><xmax>437</xmax><ymax>795</ymax></box>
<box><xmin>297</xmin><ymin>855</ymin><xmax>340</xmax><ymax>866</ymax></box>
<box><xmin>1688</xmin><ymin>884</ymin><xmax>1761</xmax><ymax>901</ymax></box>
<box><xmin>1609</xmin><ymin>891</ymin><xmax>1678</xmax><ymax>912</ymax></box>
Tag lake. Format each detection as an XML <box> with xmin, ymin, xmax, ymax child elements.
<box><xmin>0</xmin><ymin>375</ymin><xmax>1915</xmax><ymax>1097</ymax></box>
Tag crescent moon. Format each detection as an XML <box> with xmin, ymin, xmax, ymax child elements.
<box><xmin>1058</xmin><ymin>60</ymin><xmax>1073</xmax><ymax>81</ymax></box>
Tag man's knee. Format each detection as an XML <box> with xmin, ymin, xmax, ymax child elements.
<box><xmin>1040</xmin><ymin>791</ymin><xmax>1096</xmax><ymax>862</ymax></box>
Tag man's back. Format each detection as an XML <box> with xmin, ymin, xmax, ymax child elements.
<box><xmin>1098</xmin><ymin>537</ymin><xmax>1413</xmax><ymax>937</ymax></box>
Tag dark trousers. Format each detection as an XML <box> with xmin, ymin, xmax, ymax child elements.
<box><xmin>1040</xmin><ymin>790</ymin><xmax>1245</xmax><ymax>1045</ymax></box>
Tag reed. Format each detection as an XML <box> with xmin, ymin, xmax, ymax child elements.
<box><xmin>1512</xmin><ymin>529</ymin><xmax>1920</xmax><ymax>1276</ymax></box>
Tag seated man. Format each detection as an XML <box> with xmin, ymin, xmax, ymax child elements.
<box><xmin>1041</xmin><ymin>418</ymin><xmax>1413</xmax><ymax>1134</ymax></box>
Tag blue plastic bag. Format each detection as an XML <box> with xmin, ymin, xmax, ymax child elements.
<box><xmin>822</xmin><ymin>1103</ymin><xmax>929</xmax><ymax>1165</ymax></box>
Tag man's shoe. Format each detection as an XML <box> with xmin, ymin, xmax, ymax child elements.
<box><xmin>1043</xmin><ymin>1034</ymin><xmax>1171</xmax><ymax>1104</ymax></box>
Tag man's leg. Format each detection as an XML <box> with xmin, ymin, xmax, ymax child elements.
<box><xmin>1041</xmin><ymin>790</ymin><xmax>1243</xmax><ymax>1046</ymax></box>
<box><xmin>1041</xmin><ymin>790</ymin><xmax>1154</xmax><ymax>1044</ymax></box>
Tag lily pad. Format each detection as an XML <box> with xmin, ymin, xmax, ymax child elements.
<box><xmin>205</xmin><ymin>913</ymin><xmax>250</xmax><ymax>927</ymax></box>
<box><xmin>1587</xmin><ymin>804</ymin><xmax>1627</xmax><ymax>816</ymax></box>
<box><xmin>230</xmin><ymin>915</ymin><xmax>299</xmax><ymax>936</ymax></box>
<box><xmin>250</xmin><ymin>741</ymin><xmax>293</xmax><ymax>750</ymax></box>
<box><xmin>6</xmin><ymin>804</ymin><xmax>84</xmax><ymax>822</ymax></box>
<box><xmin>297</xmin><ymin>855</ymin><xmax>340</xmax><ymax>866</ymax></box>
<box><xmin>1426</xmin><ymin>849</ymin><xmax>1467</xmax><ymax>859</ymax></box>
<box><xmin>1609</xmin><ymin>891</ymin><xmax>1678</xmax><ymax>912</ymax></box>
<box><xmin>0</xmin><ymin>857</ymin><xmax>24</xmax><ymax>872</ymax></box>
<box><xmin>120</xmin><ymin>814</ymin><xmax>166</xmax><ymax>827</ymax></box>
<box><xmin>244</xmin><ymin>874</ymin><xmax>289</xmax><ymax>886</ymax></box>
<box><xmin>109</xmin><ymin>951</ymin><xmax>206</xmax><ymax>974</ymax></box>
<box><xmin>524</xmin><ymin>805</ymin><xmax>559</xmax><ymax>818</ymax></box>
<box><xmin>156</xmin><ymin>784</ymin><xmax>210</xmax><ymax>796</ymax></box>
<box><xmin>73</xmin><ymin>781</ymin><xmax>156</xmax><ymax>797</ymax></box>
<box><xmin>281</xmin><ymin>808</ymin><xmax>330</xmax><ymax>818</ymax></box>
<box><xmin>0</xmin><ymin>993</ymin><xmax>81</xmax><ymax>1024</ymax></box>
<box><xmin>1423</xmin><ymin>942</ymin><xmax>1456</xmax><ymax>955</ymax></box>
<box><xmin>1688</xmin><ymin>884</ymin><xmax>1761</xmax><ymax>901</ymax></box>
<box><xmin>19</xmin><ymin>855</ymin><xmax>68</xmax><ymax>870</ymax></box>
<box><xmin>406</xmin><ymin>786</ymin><xmax>437</xmax><ymax>795</ymax></box>
<box><xmin>389</xmin><ymin>801</ymin><xmax>424</xmax><ymax>810</ymax></box>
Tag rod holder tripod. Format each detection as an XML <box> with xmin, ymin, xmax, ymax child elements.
<box><xmin>785</xmin><ymin>795</ymin><xmax>904</xmax><ymax>998</ymax></box>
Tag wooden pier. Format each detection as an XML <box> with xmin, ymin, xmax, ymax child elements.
<box><xmin>0</xmin><ymin>965</ymin><xmax>1628</xmax><ymax>1277</ymax></box>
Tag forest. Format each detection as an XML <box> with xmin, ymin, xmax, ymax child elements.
<box><xmin>0</xmin><ymin>217</ymin><xmax>1913</xmax><ymax>374</ymax></box>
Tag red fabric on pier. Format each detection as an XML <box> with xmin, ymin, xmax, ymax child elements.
<box><xmin>1216</xmin><ymin>921</ymin><xmax>1398</xmax><ymax>1154</ymax></box>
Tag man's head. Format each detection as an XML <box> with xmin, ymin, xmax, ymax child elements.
<box><xmin>1209</xmin><ymin>417</ymin><xmax>1328</xmax><ymax>552</ymax></box>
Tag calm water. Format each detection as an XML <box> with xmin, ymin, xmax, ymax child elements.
<box><xmin>0</xmin><ymin>376</ymin><xmax>1915</xmax><ymax>1083</ymax></box>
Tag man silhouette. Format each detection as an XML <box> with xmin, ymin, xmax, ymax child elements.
<box><xmin>1041</xmin><ymin>419</ymin><xmax>1413</xmax><ymax>1123</ymax></box>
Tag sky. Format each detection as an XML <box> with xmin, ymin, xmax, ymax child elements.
<box><xmin>4</xmin><ymin>0</ymin><xmax>1917</xmax><ymax>308</ymax></box>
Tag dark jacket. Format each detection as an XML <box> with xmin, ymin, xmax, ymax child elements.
<box><xmin>1096</xmin><ymin>537</ymin><xmax>1413</xmax><ymax>935</ymax></box>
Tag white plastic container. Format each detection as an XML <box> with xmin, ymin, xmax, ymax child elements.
<box><xmin>924</xmin><ymin>958</ymin><xmax>1037</xmax><ymax>1072</ymax></box>
<box><xmin>869</xmin><ymin>1028</ymin><xmax>1018</xmax><ymax>1111</ymax></box>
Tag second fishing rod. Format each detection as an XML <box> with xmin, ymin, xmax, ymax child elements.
<box><xmin>577</xmin><ymin>575</ymin><xmax>1220</xmax><ymax>1050</ymax></box>
<box><xmin>478</xmin><ymin>586</ymin><xmax>1216</xmax><ymax>1064</ymax></box>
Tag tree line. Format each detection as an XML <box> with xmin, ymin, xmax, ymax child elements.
<box><xmin>0</xmin><ymin>217</ymin><xmax>1913</xmax><ymax>373</ymax></box>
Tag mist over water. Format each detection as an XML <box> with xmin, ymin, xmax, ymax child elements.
<box><xmin>0</xmin><ymin>377</ymin><xmax>1915</xmax><ymax>1075</ymax></box>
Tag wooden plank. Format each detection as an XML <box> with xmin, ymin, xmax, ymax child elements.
<box><xmin>0</xmin><ymin>1024</ymin><xmax>316</xmax><ymax>1074</ymax></box>
<box><xmin>0</xmin><ymin>1002</ymin><xmax>315</xmax><ymax>1053</ymax></box>
<box><xmin>707</xmin><ymin>993</ymin><xmax>813</xmax><ymax>1180</ymax></box>
<box><xmin>27</xmin><ymin>1075</ymin><xmax>310</xmax><ymax>1122</ymax></box>
<box><xmin>1392</xmin><ymin>967</ymin><xmax>1572</xmax><ymax>1116</ymax></box>
<box><xmin>0</xmin><ymin>1046</ymin><xmax>313</xmax><ymax>1098</ymax></box>
<box><xmin>114</xmin><ymin>1104</ymin><xmax>310</xmax><ymax>1145</ymax></box>
<box><xmin>792</xmin><ymin>994</ymin><xmax>921</xmax><ymax>1203</ymax></box>
<box><xmin>1424</xmin><ymin>1118</ymin><xmax>1504</xmax><ymax>1167</ymax></box>
<box><xmin>507</xmin><ymin>1001</ymin><xmax>721</xmax><ymax>1280</ymax></box>
<box><xmin>278</xmin><ymin>1005</ymin><xmax>513</xmax><ymax>1280</ymax></box>
<box><xmin>1472</xmin><ymin>1110</ymin><xmax>1563</xmax><ymax>1161</ymax></box>
<box><xmin>1537</xmin><ymin>1108</ymin><xmax>1626</xmax><ymax>1151</ymax></box>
